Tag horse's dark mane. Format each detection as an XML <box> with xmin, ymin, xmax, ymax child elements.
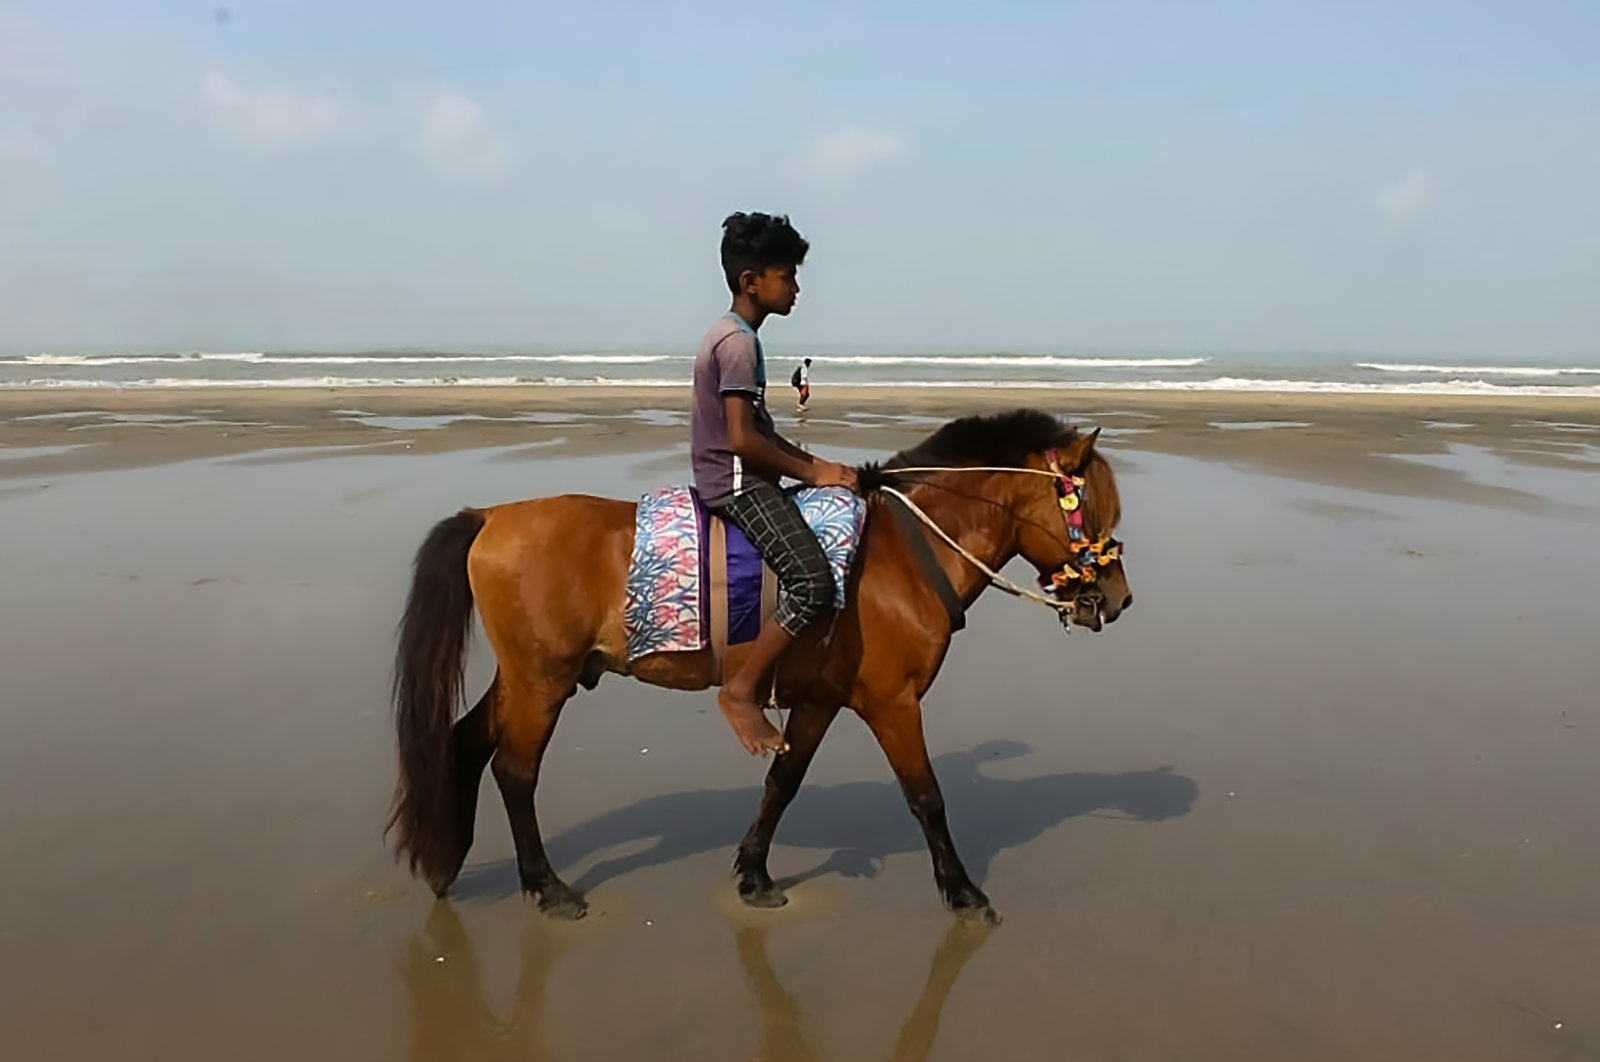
<box><xmin>858</xmin><ymin>409</ymin><xmax>1078</xmax><ymax>492</ymax></box>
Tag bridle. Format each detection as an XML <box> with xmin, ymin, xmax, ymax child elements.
<box><xmin>1040</xmin><ymin>446</ymin><xmax>1124</xmax><ymax>592</ymax></box>
<box><xmin>878</xmin><ymin>451</ymin><xmax>1125</xmax><ymax>616</ymax></box>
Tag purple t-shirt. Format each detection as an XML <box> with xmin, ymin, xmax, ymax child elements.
<box><xmin>691</xmin><ymin>314</ymin><xmax>778</xmax><ymax>503</ymax></box>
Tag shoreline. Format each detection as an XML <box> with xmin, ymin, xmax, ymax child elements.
<box><xmin>1</xmin><ymin>382</ymin><xmax>1599</xmax><ymax>417</ymax></box>
<box><xmin>2</xmin><ymin>384</ymin><xmax>1596</xmax><ymax>506</ymax></box>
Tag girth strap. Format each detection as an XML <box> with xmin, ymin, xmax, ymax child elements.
<box><xmin>883</xmin><ymin>493</ymin><xmax>967</xmax><ymax>634</ymax></box>
<box><xmin>708</xmin><ymin>517</ymin><xmax>730</xmax><ymax>682</ymax></box>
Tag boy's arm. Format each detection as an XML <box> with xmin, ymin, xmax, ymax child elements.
<box><xmin>724</xmin><ymin>395</ymin><xmax>856</xmax><ymax>490</ymax></box>
<box><xmin>773</xmin><ymin>434</ymin><xmax>815</xmax><ymax>466</ymax></box>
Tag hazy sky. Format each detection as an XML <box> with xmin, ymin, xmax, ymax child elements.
<box><xmin>2</xmin><ymin>1</ymin><xmax>1597</xmax><ymax>358</ymax></box>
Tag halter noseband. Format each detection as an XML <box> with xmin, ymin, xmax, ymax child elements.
<box><xmin>1041</xmin><ymin>447</ymin><xmax>1123</xmax><ymax>590</ymax></box>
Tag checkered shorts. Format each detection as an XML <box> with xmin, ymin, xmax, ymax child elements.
<box><xmin>711</xmin><ymin>480</ymin><xmax>836</xmax><ymax>636</ymax></box>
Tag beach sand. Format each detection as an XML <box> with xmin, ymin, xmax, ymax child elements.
<box><xmin>1</xmin><ymin>387</ymin><xmax>1598</xmax><ymax>1060</ymax></box>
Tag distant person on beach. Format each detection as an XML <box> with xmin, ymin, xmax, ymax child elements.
<box><xmin>691</xmin><ymin>212</ymin><xmax>858</xmax><ymax>756</ymax></box>
<box><xmin>790</xmin><ymin>358</ymin><xmax>812</xmax><ymax>411</ymax></box>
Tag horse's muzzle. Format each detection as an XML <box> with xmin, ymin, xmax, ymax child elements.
<box><xmin>1076</xmin><ymin>591</ymin><xmax>1104</xmax><ymax>632</ymax></box>
<box><xmin>1062</xmin><ymin>586</ymin><xmax>1131</xmax><ymax>633</ymax></box>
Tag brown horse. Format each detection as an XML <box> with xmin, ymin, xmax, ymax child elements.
<box><xmin>388</xmin><ymin>409</ymin><xmax>1132</xmax><ymax>923</ymax></box>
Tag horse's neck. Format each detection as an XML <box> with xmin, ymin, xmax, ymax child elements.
<box><xmin>904</xmin><ymin>476</ymin><xmax>1019</xmax><ymax>605</ymax></box>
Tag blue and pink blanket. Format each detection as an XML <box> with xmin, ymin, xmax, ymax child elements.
<box><xmin>624</xmin><ymin>486</ymin><xmax>866</xmax><ymax>661</ymax></box>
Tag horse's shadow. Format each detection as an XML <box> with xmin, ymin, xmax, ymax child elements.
<box><xmin>455</xmin><ymin>740</ymin><xmax>1198</xmax><ymax>901</ymax></box>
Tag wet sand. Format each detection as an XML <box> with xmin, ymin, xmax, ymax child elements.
<box><xmin>2</xmin><ymin>384</ymin><xmax>1599</xmax><ymax>493</ymax></box>
<box><xmin>1</xmin><ymin>389</ymin><xmax>1598</xmax><ymax>1060</ymax></box>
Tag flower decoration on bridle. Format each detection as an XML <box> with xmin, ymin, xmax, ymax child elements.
<box><xmin>1042</xmin><ymin>447</ymin><xmax>1123</xmax><ymax>588</ymax></box>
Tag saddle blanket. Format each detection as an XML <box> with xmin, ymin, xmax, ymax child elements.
<box><xmin>625</xmin><ymin>486</ymin><xmax>867</xmax><ymax>661</ymax></box>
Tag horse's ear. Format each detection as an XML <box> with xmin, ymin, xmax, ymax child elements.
<box><xmin>1055</xmin><ymin>427</ymin><xmax>1100</xmax><ymax>470</ymax></box>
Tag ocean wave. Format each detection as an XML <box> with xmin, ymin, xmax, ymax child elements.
<box><xmin>831</xmin><ymin>377</ymin><xmax>1600</xmax><ymax>397</ymax></box>
<box><xmin>4</xmin><ymin>351</ymin><xmax>1205</xmax><ymax>369</ymax></box>
<box><xmin>1358</xmin><ymin>361</ymin><xmax>1600</xmax><ymax>378</ymax></box>
<box><xmin>16</xmin><ymin>352</ymin><xmax>267</xmax><ymax>365</ymax></box>
<box><xmin>799</xmin><ymin>355</ymin><xmax>1208</xmax><ymax>368</ymax></box>
<box><xmin>1</xmin><ymin>376</ymin><xmax>548</xmax><ymax>389</ymax></box>
<box><xmin>12</xmin><ymin>352</ymin><xmax>677</xmax><ymax>367</ymax></box>
<box><xmin>5</xmin><ymin>375</ymin><xmax>1599</xmax><ymax>398</ymax></box>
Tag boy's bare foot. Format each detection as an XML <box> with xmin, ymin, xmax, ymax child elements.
<box><xmin>718</xmin><ymin>686</ymin><xmax>789</xmax><ymax>756</ymax></box>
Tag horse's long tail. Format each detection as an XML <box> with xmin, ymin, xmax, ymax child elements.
<box><xmin>388</xmin><ymin>507</ymin><xmax>485</xmax><ymax>885</ymax></box>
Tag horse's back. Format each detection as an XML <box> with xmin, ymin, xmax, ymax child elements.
<box><xmin>474</xmin><ymin>490</ymin><xmax>632</xmax><ymax>542</ymax></box>
<box><xmin>468</xmin><ymin>494</ymin><xmax>637</xmax><ymax>664</ymax></box>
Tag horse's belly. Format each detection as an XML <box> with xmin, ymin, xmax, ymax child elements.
<box><xmin>627</xmin><ymin>647</ymin><xmax>718</xmax><ymax>691</ymax></box>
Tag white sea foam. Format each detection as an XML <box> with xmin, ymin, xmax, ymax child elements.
<box><xmin>12</xmin><ymin>352</ymin><xmax>677</xmax><ymax>367</ymax></box>
<box><xmin>17</xmin><ymin>352</ymin><xmax>268</xmax><ymax>365</ymax></box>
<box><xmin>7</xmin><ymin>351</ymin><xmax>1205</xmax><ymax>369</ymax></box>
<box><xmin>1359</xmin><ymin>361</ymin><xmax>1600</xmax><ymax>378</ymax></box>
<box><xmin>799</xmin><ymin>355</ymin><xmax>1209</xmax><ymax>368</ymax></box>
<box><xmin>5</xmin><ymin>374</ymin><xmax>1599</xmax><ymax>398</ymax></box>
<box><xmin>1</xmin><ymin>376</ymin><xmax>544</xmax><ymax>389</ymax></box>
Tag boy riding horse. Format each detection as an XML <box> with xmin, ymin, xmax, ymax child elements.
<box><xmin>691</xmin><ymin>212</ymin><xmax>858</xmax><ymax>756</ymax></box>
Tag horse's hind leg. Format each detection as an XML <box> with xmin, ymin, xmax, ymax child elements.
<box><xmin>490</xmin><ymin>676</ymin><xmax>585</xmax><ymax>919</ymax></box>
<box><xmin>734</xmin><ymin>704</ymin><xmax>840</xmax><ymax>908</ymax></box>
<box><xmin>436</xmin><ymin>684</ymin><xmax>499</xmax><ymax>893</ymax></box>
<box><xmin>864</xmin><ymin>696</ymin><xmax>999</xmax><ymax>924</ymax></box>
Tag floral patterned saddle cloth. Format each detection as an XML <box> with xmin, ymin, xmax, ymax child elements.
<box><xmin>624</xmin><ymin>486</ymin><xmax>866</xmax><ymax>662</ymax></box>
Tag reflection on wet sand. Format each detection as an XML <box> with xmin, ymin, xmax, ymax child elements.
<box><xmin>402</xmin><ymin>902</ymin><xmax>993</xmax><ymax>1062</ymax></box>
<box><xmin>401</xmin><ymin>905</ymin><xmax>564</xmax><ymax>1062</ymax></box>
<box><xmin>736</xmin><ymin>919</ymin><xmax>995</xmax><ymax>1062</ymax></box>
<box><xmin>453</xmin><ymin>741</ymin><xmax>1199</xmax><ymax>901</ymax></box>
<box><xmin>737</xmin><ymin>922</ymin><xmax>820</xmax><ymax>1062</ymax></box>
<box><xmin>882</xmin><ymin>923</ymin><xmax>993</xmax><ymax>1062</ymax></box>
<box><xmin>403</xmin><ymin>743</ymin><xmax>1185</xmax><ymax>1058</ymax></box>
<box><xmin>738</xmin><ymin>919</ymin><xmax>995</xmax><ymax>1062</ymax></box>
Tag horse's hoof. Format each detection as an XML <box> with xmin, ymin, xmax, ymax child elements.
<box><xmin>947</xmin><ymin>885</ymin><xmax>1001</xmax><ymax>925</ymax></box>
<box><xmin>535</xmin><ymin>884</ymin><xmax>588</xmax><ymax>921</ymax></box>
<box><xmin>734</xmin><ymin>861</ymin><xmax>787</xmax><ymax>907</ymax></box>
<box><xmin>739</xmin><ymin>885</ymin><xmax>789</xmax><ymax>910</ymax></box>
<box><xmin>955</xmin><ymin>903</ymin><xmax>1002</xmax><ymax>926</ymax></box>
<box><xmin>539</xmin><ymin>896</ymin><xmax>589</xmax><ymax>920</ymax></box>
<box><xmin>736</xmin><ymin>870</ymin><xmax>789</xmax><ymax>909</ymax></box>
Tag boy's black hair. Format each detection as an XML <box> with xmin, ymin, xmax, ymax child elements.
<box><xmin>804</xmin><ymin>357</ymin><xmax>813</xmax><ymax>365</ymax></box>
<box><xmin>721</xmin><ymin>212</ymin><xmax>809</xmax><ymax>294</ymax></box>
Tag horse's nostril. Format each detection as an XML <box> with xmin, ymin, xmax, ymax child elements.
<box><xmin>1123</xmin><ymin>593</ymin><xmax>1133</xmax><ymax>610</ymax></box>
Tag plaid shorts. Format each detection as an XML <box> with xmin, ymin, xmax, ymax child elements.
<box><xmin>711</xmin><ymin>480</ymin><xmax>836</xmax><ymax>636</ymax></box>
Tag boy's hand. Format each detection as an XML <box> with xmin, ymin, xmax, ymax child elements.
<box><xmin>813</xmin><ymin>460</ymin><xmax>860</xmax><ymax>494</ymax></box>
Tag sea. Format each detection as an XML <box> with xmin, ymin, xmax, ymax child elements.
<box><xmin>3</xmin><ymin>349</ymin><xmax>1599</xmax><ymax>398</ymax></box>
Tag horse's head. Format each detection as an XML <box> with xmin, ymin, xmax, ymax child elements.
<box><xmin>1014</xmin><ymin>426</ymin><xmax>1131</xmax><ymax>632</ymax></box>
<box><xmin>867</xmin><ymin>409</ymin><xmax>1132</xmax><ymax>633</ymax></box>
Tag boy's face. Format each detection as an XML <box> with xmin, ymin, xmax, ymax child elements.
<box><xmin>743</xmin><ymin>264</ymin><xmax>800</xmax><ymax>316</ymax></box>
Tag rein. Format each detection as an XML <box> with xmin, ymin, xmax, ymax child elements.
<box><xmin>878</xmin><ymin>455</ymin><xmax>1123</xmax><ymax>616</ymax></box>
<box><xmin>878</xmin><ymin>485</ymin><xmax>1069</xmax><ymax>611</ymax></box>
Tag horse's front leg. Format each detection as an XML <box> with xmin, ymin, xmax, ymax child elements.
<box><xmin>863</xmin><ymin>695</ymin><xmax>999</xmax><ymax>924</ymax></box>
<box><xmin>733</xmin><ymin>703</ymin><xmax>840</xmax><ymax>907</ymax></box>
